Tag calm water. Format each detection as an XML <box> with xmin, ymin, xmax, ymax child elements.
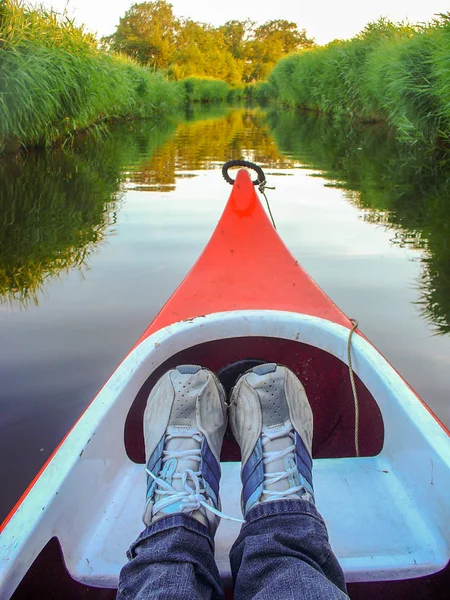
<box><xmin>1</xmin><ymin>106</ymin><xmax>450</xmax><ymax>521</ymax></box>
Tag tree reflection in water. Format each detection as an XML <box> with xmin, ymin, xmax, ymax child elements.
<box><xmin>266</xmin><ymin>110</ymin><xmax>450</xmax><ymax>335</ymax></box>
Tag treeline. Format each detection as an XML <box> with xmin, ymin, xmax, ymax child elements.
<box><xmin>102</xmin><ymin>1</ymin><xmax>314</xmax><ymax>83</ymax></box>
<box><xmin>260</xmin><ymin>17</ymin><xmax>450</xmax><ymax>145</ymax></box>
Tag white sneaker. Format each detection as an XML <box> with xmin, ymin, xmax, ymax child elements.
<box><xmin>229</xmin><ymin>363</ymin><xmax>314</xmax><ymax>517</ymax></box>
<box><xmin>143</xmin><ymin>365</ymin><xmax>228</xmax><ymax>534</ymax></box>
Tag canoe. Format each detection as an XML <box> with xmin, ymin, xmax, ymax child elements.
<box><xmin>1</xmin><ymin>164</ymin><xmax>449</xmax><ymax>599</ymax></box>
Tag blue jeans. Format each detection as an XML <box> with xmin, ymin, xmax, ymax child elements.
<box><xmin>117</xmin><ymin>499</ymin><xmax>348</xmax><ymax>599</ymax></box>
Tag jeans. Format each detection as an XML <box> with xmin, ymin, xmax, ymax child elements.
<box><xmin>117</xmin><ymin>499</ymin><xmax>348</xmax><ymax>600</ymax></box>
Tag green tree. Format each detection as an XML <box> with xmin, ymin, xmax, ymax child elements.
<box><xmin>103</xmin><ymin>3</ymin><xmax>315</xmax><ymax>83</ymax></box>
<box><xmin>244</xmin><ymin>20</ymin><xmax>315</xmax><ymax>82</ymax></box>
<box><xmin>170</xmin><ymin>19</ymin><xmax>242</xmax><ymax>83</ymax></box>
<box><xmin>219</xmin><ymin>19</ymin><xmax>254</xmax><ymax>60</ymax></box>
<box><xmin>102</xmin><ymin>1</ymin><xmax>177</xmax><ymax>69</ymax></box>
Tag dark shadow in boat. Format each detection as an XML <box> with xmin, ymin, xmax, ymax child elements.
<box><xmin>125</xmin><ymin>337</ymin><xmax>384</xmax><ymax>462</ymax></box>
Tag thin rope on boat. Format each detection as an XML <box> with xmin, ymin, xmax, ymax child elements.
<box><xmin>258</xmin><ymin>180</ymin><xmax>277</xmax><ymax>230</ymax></box>
<box><xmin>348</xmin><ymin>318</ymin><xmax>360</xmax><ymax>457</ymax></box>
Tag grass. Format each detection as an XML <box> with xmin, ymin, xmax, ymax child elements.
<box><xmin>265</xmin><ymin>16</ymin><xmax>450</xmax><ymax>145</ymax></box>
<box><xmin>0</xmin><ymin>2</ymin><xmax>238</xmax><ymax>152</ymax></box>
<box><xmin>0</xmin><ymin>1</ymin><xmax>182</xmax><ymax>151</ymax></box>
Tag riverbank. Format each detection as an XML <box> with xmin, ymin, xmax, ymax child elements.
<box><xmin>260</xmin><ymin>17</ymin><xmax>450</xmax><ymax>145</ymax></box>
<box><xmin>0</xmin><ymin>2</ymin><xmax>238</xmax><ymax>152</ymax></box>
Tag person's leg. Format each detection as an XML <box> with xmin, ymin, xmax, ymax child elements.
<box><xmin>117</xmin><ymin>365</ymin><xmax>228</xmax><ymax>600</ymax></box>
<box><xmin>229</xmin><ymin>363</ymin><xmax>348</xmax><ymax>600</ymax></box>
<box><xmin>117</xmin><ymin>515</ymin><xmax>223</xmax><ymax>600</ymax></box>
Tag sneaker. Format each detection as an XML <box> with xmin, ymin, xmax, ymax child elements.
<box><xmin>143</xmin><ymin>365</ymin><xmax>228</xmax><ymax>533</ymax></box>
<box><xmin>229</xmin><ymin>363</ymin><xmax>314</xmax><ymax>517</ymax></box>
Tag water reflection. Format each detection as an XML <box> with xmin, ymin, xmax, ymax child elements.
<box><xmin>0</xmin><ymin>108</ymin><xmax>290</xmax><ymax>307</ymax></box>
<box><xmin>266</xmin><ymin>111</ymin><xmax>450</xmax><ymax>335</ymax></box>
<box><xmin>126</xmin><ymin>108</ymin><xmax>292</xmax><ymax>193</ymax></box>
<box><xmin>0</xmin><ymin>120</ymin><xmax>177</xmax><ymax>305</ymax></box>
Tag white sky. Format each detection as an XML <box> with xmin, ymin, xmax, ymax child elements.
<box><xmin>36</xmin><ymin>1</ymin><xmax>450</xmax><ymax>45</ymax></box>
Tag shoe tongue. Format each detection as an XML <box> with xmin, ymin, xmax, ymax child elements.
<box><xmin>263</xmin><ymin>421</ymin><xmax>293</xmax><ymax>493</ymax></box>
<box><xmin>165</xmin><ymin>426</ymin><xmax>202</xmax><ymax>490</ymax></box>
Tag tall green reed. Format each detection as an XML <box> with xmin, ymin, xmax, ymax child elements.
<box><xmin>179</xmin><ymin>77</ymin><xmax>244</xmax><ymax>103</ymax></box>
<box><xmin>266</xmin><ymin>17</ymin><xmax>450</xmax><ymax>145</ymax></box>
<box><xmin>0</xmin><ymin>1</ymin><xmax>182</xmax><ymax>151</ymax></box>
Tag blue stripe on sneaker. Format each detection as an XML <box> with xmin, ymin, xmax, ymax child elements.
<box><xmin>244</xmin><ymin>482</ymin><xmax>264</xmax><ymax>515</ymax></box>
<box><xmin>147</xmin><ymin>436</ymin><xmax>165</xmax><ymax>474</ymax></box>
<box><xmin>299</xmin><ymin>473</ymin><xmax>314</xmax><ymax>498</ymax></box>
<box><xmin>295</xmin><ymin>432</ymin><xmax>313</xmax><ymax>489</ymax></box>
<box><xmin>203</xmin><ymin>479</ymin><xmax>218</xmax><ymax>509</ymax></box>
<box><xmin>146</xmin><ymin>480</ymin><xmax>156</xmax><ymax>501</ymax></box>
<box><xmin>201</xmin><ymin>440</ymin><xmax>221</xmax><ymax>498</ymax></box>
<box><xmin>146</xmin><ymin>436</ymin><xmax>165</xmax><ymax>496</ymax></box>
<box><xmin>242</xmin><ymin>439</ymin><xmax>264</xmax><ymax>509</ymax></box>
<box><xmin>242</xmin><ymin>439</ymin><xmax>263</xmax><ymax>485</ymax></box>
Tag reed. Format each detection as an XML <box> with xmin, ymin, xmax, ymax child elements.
<box><xmin>0</xmin><ymin>1</ymin><xmax>182</xmax><ymax>151</ymax></box>
<box><xmin>179</xmin><ymin>77</ymin><xmax>243</xmax><ymax>103</ymax></box>
<box><xmin>266</xmin><ymin>17</ymin><xmax>450</xmax><ymax>144</ymax></box>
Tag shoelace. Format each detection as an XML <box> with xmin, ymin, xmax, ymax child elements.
<box><xmin>146</xmin><ymin>432</ymin><xmax>244</xmax><ymax>523</ymax></box>
<box><xmin>261</xmin><ymin>423</ymin><xmax>310</xmax><ymax>500</ymax></box>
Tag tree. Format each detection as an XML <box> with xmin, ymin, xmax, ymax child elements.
<box><xmin>103</xmin><ymin>3</ymin><xmax>315</xmax><ymax>83</ymax></box>
<box><xmin>170</xmin><ymin>19</ymin><xmax>243</xmax><ymax>83</ymax></box>
<box><xmin>255</xmin><ymin>20</ymin><xmax>314</xmax><ymax>53</ymax></box>
<box><xmin>244</xmin><ymin>20</ymin><xmax>315</xmax><ymax>82</ymax></box>
<box><xmin>218</xmin><ymin>19</ymin><xmax>254</xmax><ymax>60</ymax></box>
<box><xmin>102</xmin><ymin>1</ymin><xmax>178</xmax><ymax>69</ymax></box>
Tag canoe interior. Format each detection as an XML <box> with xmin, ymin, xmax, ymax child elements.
<box><xmin>125</xmin><ymin>336</ymin><xmax>384</xmax><ymax>462</ymax></box>
<box><xmin>3</xmin><ymin>310</ymin><xmax>450</xmax><ymax>599</ymax></box>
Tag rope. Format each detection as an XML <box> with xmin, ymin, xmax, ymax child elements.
<box><xmin>347</xmin><ymin>318</ymin><xmax>360</xmax><ymax>457</ymax></box>
<box><xmin>258</xmin><ymin>180</ymin><xmax>277</xmax><ymax>230</ymax></box>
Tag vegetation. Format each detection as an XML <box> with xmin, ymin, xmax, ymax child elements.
<box><xmin>264</xmin><ymin>17</ymin><xmax>450</xmax><ymax>145</ymax></box>
<box><xmin>0</xmin><ymin>0</ymin><xmax>183</xmax><ymax>151</ymax></box>
<box><xmin>103</xmin><ymin>1</ymin><xmax>314</xmax><ymax>83</ymax></box>
<box><xmin>266</xmin><ymin>110</ymin><xmax>450</xmax><ymax>334</ymax></box>
<box><xmin>179</xmin><ymin>78</ymin><xmax>242</xmax><ymax>103</ymax></box>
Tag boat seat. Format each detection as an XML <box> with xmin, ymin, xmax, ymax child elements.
<box><xmin>65</xmin><ymin>457</ymin><xmax>448</xmax><ymax>587</ymax></box>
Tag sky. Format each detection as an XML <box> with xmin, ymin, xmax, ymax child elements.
<box><xmin>36</xmin><ymin>0</ymin><xmax>450</xmax><ymax>45</ymax></box>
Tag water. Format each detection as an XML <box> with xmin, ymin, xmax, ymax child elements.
<box><xmin>1</xmin><ymin>106</ymin><xmax>449</xmax><ymax>522</ymax></box>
